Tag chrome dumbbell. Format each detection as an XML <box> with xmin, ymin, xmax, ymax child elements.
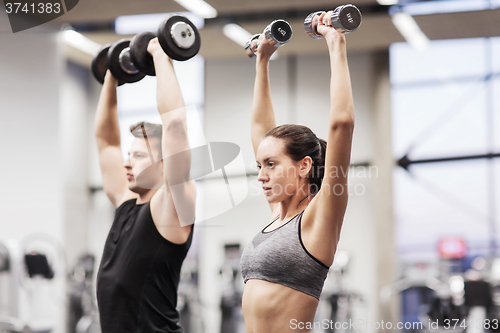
<box><xmin>244</xmin><ymin>19</ymin><xmax>293</xmax><ymax>58</ymax></box>
<box><xmin>304</xmin><ymin>4</ymin><xmax>362</xmax><ymax>39</ymax></box>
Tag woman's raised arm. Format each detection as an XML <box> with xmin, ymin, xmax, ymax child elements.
<box><xmin>303</xmin><ymin>11</ymin><xmax>355</xmax><ymax>266</ymax></box>
<box><xmin>250</xmin><ymin>36</ymin><xmax>279</xmax><ymax>156</ymax></box>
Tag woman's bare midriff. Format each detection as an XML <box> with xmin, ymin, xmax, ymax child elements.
<box><xmin>242</xmin><ymin>279</ymin><xmax>319</xmax><ymax>333</ymax></box>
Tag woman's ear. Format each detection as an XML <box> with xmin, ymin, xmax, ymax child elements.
<box><xmin>299</xmin><ymin>156</ymin><xmax>313</xmax><ymax>178</ymax></box>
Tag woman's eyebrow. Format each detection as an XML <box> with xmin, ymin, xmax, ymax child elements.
<box><xmin>263</xmin><ymin>157</ymin><xmax>275</xmax><ymax>163</ymax></box>
<box><xmin>256</xmin><ymin>156</ymin><xmax>276</xmax><ymax>164</ymax></box>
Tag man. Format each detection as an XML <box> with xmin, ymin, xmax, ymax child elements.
<box><xmin>94</xmin><ymin>38</ymin><xmax>196</xmax><ymax>333</ymax></box>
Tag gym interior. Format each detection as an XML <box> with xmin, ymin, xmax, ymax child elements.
<box><xmin>1</xmin><ymin>0</ymin><xmax>500</xmax><ymax>332</ymax></box>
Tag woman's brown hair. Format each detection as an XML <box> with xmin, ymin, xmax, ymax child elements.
<box><xmin>264</xmin><ymin>124</ymin><xmax>327</xmax><ymax>195</ymax></box>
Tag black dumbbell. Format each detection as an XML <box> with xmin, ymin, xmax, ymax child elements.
<box><xmin>91</xmin><ymin>14</ymin><xmax>201</xmax><ymax>84</ymax></box>
<box><xmin>129</xmin><ymin>31</ymin><xmax>157</xmax><ymax>77</ymax></box>
<box><xmin>158</xmin><ymin>14</ymin><xmax>201</xmax><ymax>61</ymax></box>
<box><xmin>244</xmin><ymin>19</ymin><xmax>293</xmax><ymax>59</ymax></box>
<box><xmin>109</xmin><ymin>39</ymin><xmax>147</xmax><ymax>84</ymax></box>
<box><xmin>91</xmin><ymin>40</ymin><xmax>145</xmax><ymax>85</ymax></box>
<box><xmin>129</xmin><ymin>14</ymin><xmax>201</xmax><ymax>76</ymax></box>
<box><xmin>304</xmin><ymin>4</ymin><xmax>362</xmax><ymax>39</ymax></box>
<box><xmin>91</xmin><ymin>44</ymin><xmax>113</xmax><ymax>85</ymax></box>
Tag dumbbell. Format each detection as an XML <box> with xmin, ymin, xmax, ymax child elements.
<box><xmin>129</xmin><ymin>14</ymin><xmax>202</xmax><ymax>75</ymax></box>
<box><xmin>91</xmin><ymin>14</ymin><xmax>201</xmax><ymax>84</ymax></box>
<box><xmin>91</xmin><ymin>39</ymin><xmax>145</xmax><ymax>85</ymax></box>
<box><xmin>244</xmin><ymin>19</ymin><xmax>293</xmax><ymax>59</ymax></box>
<box><xmin>304</xmin><ymin>4</ymin><xmax>362</xmax><ymax>39</ymax></box>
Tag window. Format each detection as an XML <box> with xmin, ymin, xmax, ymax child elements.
<box><xmin>390</xmin><ymin>37</ymin><xmax>500</xmax><ymax>261</ymax></box>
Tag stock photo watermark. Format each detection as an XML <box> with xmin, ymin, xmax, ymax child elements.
<box><xmin>290</xmin><ymin>318</ymin><xmax>500</xmax><ymax>331</ymax></box>
<box><xmin>248</xmin><ymin>164</ymin><xmax>378</xmax><ymax>198</ymax></box>
<box><xmin>290</xmin><ymin>319</ymin><xmax>423</xmax><ymax>331</ymax></box>
<box><xmin>3</xmin><ymin>0</ymin><xmax>80</xmax><ymax>32</ymax></box>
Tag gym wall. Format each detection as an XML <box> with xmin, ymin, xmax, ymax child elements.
<box><xmin>0</xmin><ymin>14</ymin><xmax>67</xmax><ymax>333</ymax></box>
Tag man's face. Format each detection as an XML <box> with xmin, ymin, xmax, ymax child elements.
<box><xmin>123</xmin><ymin>137</ymin><xmax>163</xmax><ymax>193</ymax></box>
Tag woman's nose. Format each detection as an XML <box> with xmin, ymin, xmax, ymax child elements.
<box><xmin>257</xmin><ymin>168</ymin><xmax>268</xmax><ymax>183</ymax></box>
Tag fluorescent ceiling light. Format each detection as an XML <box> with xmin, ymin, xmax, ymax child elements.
<box><xmin>115</xmin><ymin>12</ymin><xmax>204</xmax><ymax>35</ymax></box>
<box><xmin>391</xmin><ymin>0</ymin><xmax>500</xmax><ymax>16</ymax></box>
<box><xmin>62</xmin><ymin>29</ymin><xmax>102</xmax><ymax>55</ymax></box>
<box><xmin>174</xmin><ymin>0</ymin><xmax>217</xmax><ymax>19</ymax></box>
<box><xmin>391</xmin><ymin>12</ymin><xmax>429</xmax><ymax>50</ymax></box>
<box><xmin>223</xmin><ymin>23</ymin><xmax>252</xmax><ymax>47</ymax></box>
<box><xmin>377</xmin><ymin>0</ymin><xmax>398</xmax><ymax>5</ymax></box>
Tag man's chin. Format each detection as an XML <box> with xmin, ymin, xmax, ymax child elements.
<box><xmin>127</xmin><ymin>181</ymin><xmax>144</xmax><ymax>193</ymax></box>
<box><xmin>128</xmin><ymin>181</ymin><xmax>162</xmax><ymax>193</ymax></box>
<box><xmin>127</xmin><ymin>184</ymin><xmax>140</xmax><ymax>194</ymax></box>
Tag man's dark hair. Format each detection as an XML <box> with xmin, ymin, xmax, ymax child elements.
<box><xmin>130</xmin><ymin>122</ymin><xmax>163</xmax><ymax>159</ymax></box>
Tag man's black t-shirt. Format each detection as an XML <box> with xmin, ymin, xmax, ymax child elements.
<box><xmin>97</xmin><ymin>199</ymin><xmax>193</xmax><ymax>333</ymax></box>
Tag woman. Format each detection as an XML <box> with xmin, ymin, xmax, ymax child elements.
<box><xmin>240</xmin><ymin>11</ymin><xmax>355</xmax><ymax>332</ymax></box>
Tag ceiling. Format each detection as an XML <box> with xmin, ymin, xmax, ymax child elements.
<box><xmin>58</xmin><ymin>0</ymin><xmax>379</xmax><ymax>23</ymax></box>
<box><xmin>58</xmin><ymin>0</ymin><xmax>500</xmax><ymax>67</ymax></box>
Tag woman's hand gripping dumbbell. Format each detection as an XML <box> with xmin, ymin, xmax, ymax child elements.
<box><xmin>244</xmin><ymin>19</ymin><xmax>293</xmax><ymax>59</ymax></box>
<box><xmin>304</xmin><ymin>4</ymin><xmax>362</xmax><ymax>39</ymax></box>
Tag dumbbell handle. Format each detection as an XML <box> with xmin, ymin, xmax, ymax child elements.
<box><xmin>245</xmin><ymin>19</ymin><xmax>293</xmax><ymax>59</ymax></box>
<box><xmin>304</xmin><ymin>4</ymin><xmax>362</xmax><ymax>38</ymax></box>
<box><xmin>244</xmin><ymin>34</ymin><xmax>260</xmax><ymax>59</ymax></box>
<box><xmin>118</xmin><ymin>47</ymin><xmax>140</xmax><ymax>74</ymax></box>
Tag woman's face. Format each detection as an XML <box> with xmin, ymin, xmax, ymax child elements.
<box><xmin>256</xmin><ymin>137</ymin><xmax>310</xmax><ymax>203</ymax></box>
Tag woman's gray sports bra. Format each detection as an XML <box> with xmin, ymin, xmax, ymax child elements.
<box><xmin>240</xmin><ymin>210</ymin><xmax>329</xmax><ymax>300</ymax></box>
